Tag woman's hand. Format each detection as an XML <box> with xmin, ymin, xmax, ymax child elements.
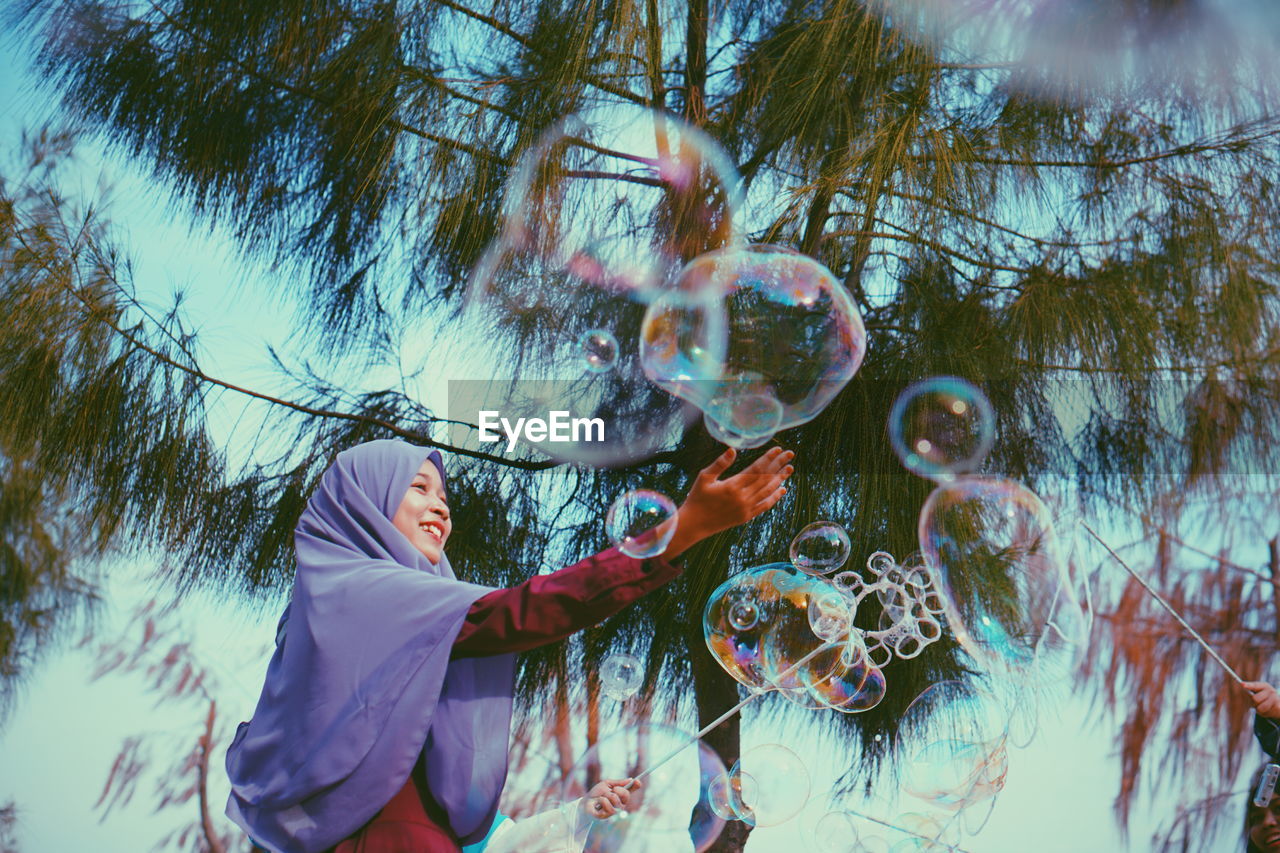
<box><xmin>664</xmin><ymin>446</ymin><xmax>794</xmax><ymax>560</ymax></box>
<box><xmin>584</xmin><ymin>778</ymin><xmax>639</xmax><ymax>819</ymax></box>
<box><xmin>1246</xmin><ymin>681</ymin><xmax>1280</xmax><ymax>719</ymax></box>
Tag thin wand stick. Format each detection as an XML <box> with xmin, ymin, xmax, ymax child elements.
<box><xmin>1082</xmin><ymin>523</ymin><xmax>1244</xmax><ymax>684</ymax></box>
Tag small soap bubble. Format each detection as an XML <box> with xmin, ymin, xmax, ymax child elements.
<box><xmin>580</xmin><ymin>329</ymin><xmax>618</xmax><ymax>373</ymax></box>
<box><xmin>889</xmin><ymin>377</ymin><xmax>995</xmax><ymax>482</ymax></box>
<box><xmin>599</xmin><ymin>652</ymin><xmax>644</xmax><ymax>701</ymax></box>
<box><xmin>866</xmin><ymin>551</ymin><xmax>896</xmax><ymax>575</ymax></box>
<box><xmin>808</xmin><ymin>592</ymin><xmax>853</xmax><ymax>641</ymax></box>
<box><xmin>708</xmin><ymin>770</ymin><xmax>756</xmax><ymax>824</ymax></box>
<box><xmin>813</xmin><ymin>810</ymin><xmax>857</xmax><ymax>853</ymax></box>
<box><xmin>729</xmin><ymin>599</ymin><xmax>760</xmax><ymax>632</ymax></box>
<box><xmin>790</xmin><ymin>521</ymin><xmax>852</xmax><ymax>575</ymax></box>
<box><xmin>606</xmin><ymin>489</ymin><xmax>678</xmax><ymax>558</ymax></box>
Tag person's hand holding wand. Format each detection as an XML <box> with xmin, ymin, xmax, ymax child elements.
<box><xmin>1246</xmin><ymin>682</ymin><xmax>1280</xmax><ymax>719</ymax></box>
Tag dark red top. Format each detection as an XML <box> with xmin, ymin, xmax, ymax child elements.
<box><xmin>329</xmin><ymin>547</ymin><xmax>682</xmax><ymax>853</ymax></box>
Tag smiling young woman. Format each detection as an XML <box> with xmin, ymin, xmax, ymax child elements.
<box><xmin>224</xmin><ymin>438</ymin><xmax>793</xmax><ymax>853</ymax></box>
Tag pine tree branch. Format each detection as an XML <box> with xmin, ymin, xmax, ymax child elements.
<box><xmin>145</xmin><ymin>1</ymin><xmax>509</xmax><ymax>166</ymax></box>
<box><xmin>826</xmin><ymin>227</ymin><xmax>1034</xmax><ymax>275</ymax></box>
<box><xmin>8</xmin><ymin>221</ymin><xmax>559</xmax><ymax>471</ymax></box>
<box><xmin>925</xmin><ymin>119</ymin><xmax>1280</xmax><ymax>169</ymax></box>
<box><xmin>420</xmin><ymin>0</ymin><xmax>649</xmax><ymax>106</ymax></box>
<box><xmin>1018</xmin><ymin>343</ymin><xmax>1280</xmax><ymax>374</ymax></box>
<box><xmin>876</xmin><ymin>190</ymin><xmax>1134</xmax><ymax>250</ymax></box>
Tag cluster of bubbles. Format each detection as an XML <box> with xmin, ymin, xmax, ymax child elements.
<box><xmin>605</xmin><ymin>489</ymin><xmax>678</xmax><ymax>558</ymax></box>
<box><xmin>461</xmin><ymin>106</ymin><xmax>866</xmax><ymax>465</ymax></box>
<box><xmin>704</xmin><ymin>561</ymin><xmax>887</xmax><ymax>715</ymax></box>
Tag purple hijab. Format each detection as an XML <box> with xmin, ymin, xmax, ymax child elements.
<box><xmin>225</xmin><ymin>440</ymin><xmax>517</xmax><ymax>852</ymax></box>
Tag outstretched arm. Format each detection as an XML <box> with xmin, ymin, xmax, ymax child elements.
<box><xmin>452</xmin><ymin>446</ymin><xmax>795</xmax><ymax>659</ymax></box>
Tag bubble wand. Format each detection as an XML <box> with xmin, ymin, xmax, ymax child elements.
<box><xmin>1082</xmin><ymin>523</ymin><xmax>1244</xmax><ymax>684</ymax></box>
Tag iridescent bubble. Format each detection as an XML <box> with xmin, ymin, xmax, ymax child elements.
<box><xmin>704</xmin><ymin>564</ymin><xmax>844</xmax><ymax>692</ymax></box>
<box><xmin>790</xmin><ymin>521</ymin><xmax>853</xmax><ymax>575</ymax></box>
<box><xmin>728</xmin><ymin>599</ymin><xmax>761</xmax><ymax>632</ymax></box>
<box><xmin>579</xmin><ymin>329</ymin><xmax>618</xmax><ymax>373</ymax></box>
<box><xmin>599</xmin><ymin>652</ymin><xmax>643</xmax><ymax>701</ymax></box>
<box><xmin>888</xmin><ymin>812</ymin><xmax>956</xmax><ymax>852</ymax></box>
<box><xmin>561</xmin><ymin>725</ymin><xmax>726</xmax><ymax>852</ymax></box>
<box><xmin>889</xmin><ymin>377</ymin><xmax>995</xmax><ymax>482</ymax></box>
<box><xmin>805</xmin><ymin>644</ymin><xmax>887</xmax><ymax>713</ymax></box>
<box><xmin>733</xmin><ymin>743</ymin><xmax>810</xmax><ymax>827</ymax></box>
<box><xmin>457</xmin><ymin>108</ymin><xmax>732</xmax><ymax>468</ymax></box>
<box><xmin>606</xmin><ymin>489</ymin><xmax>678</xmax><ymax>558</ymax></box>
<box><xmin>808</xmin><ymin>590</ymin><xmax>854</xmax><ymax>641</ymax></box>
<box><xmin>918</xmin><ymin>476</ymin><xmax>1086</xmax><ymax>683</ymax></box>
<box><xmin>642</xmin><ymin>244</ymin><xmax>867</xmax><ymax>433</ymax></box>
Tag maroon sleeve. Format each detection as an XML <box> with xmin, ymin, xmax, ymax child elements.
<box><xmin>450</xmin><ymin>546</ymin><xmax>683</xmax><ymax>659</ymax></box>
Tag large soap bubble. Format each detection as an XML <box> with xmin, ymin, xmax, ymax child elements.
<box><xmin>456</xmin><ymin>107</ymin><xmax>741</xmax><ymax>467</ymax></box>
<box><xmin>791</xmin><ymin>521</ymin><xmax>853</xmax><ymax>575</ymax></box>
<box><xmin>599</xmin><ymin>652</ymin><xmax>644</xmax><ymax>701</ymax></box>
<box><xmin>889</xmin><ymin>377</ymin><xmax>995</xmax><ymax>482</ymax></box>
<box><xmin>918</xmin><ymin>477</ymin><xmax>1088</xmax><ymax>684</ymax></box>
<box><xmin>642</xmin><ymin>244</ymin><xmax>867</xmax><ymax>433</ymax></box>
<box><xmin>468</xmin><ymin>107</ymin><xmax>744</xmax><ymax>311</ymax></box>
<box><xmin>561</xmin><ymin>724</ymin><xmax>726</xmax><ymax>852</ymax></box>
<box><xmin>606</xmin><ymin>489</ymin><xmax>678</xmax><ymax>558</ymax></box>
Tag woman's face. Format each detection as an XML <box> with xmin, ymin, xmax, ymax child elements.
<box><xmin>390</xmin><ymin>459</ymin><xmax>452</xmax><ymax>564</ymax></box>
<box><xmin>1252</xmin><ymin>791</ymin><xmax>1280</xmax><ymax>852</ymax></box>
